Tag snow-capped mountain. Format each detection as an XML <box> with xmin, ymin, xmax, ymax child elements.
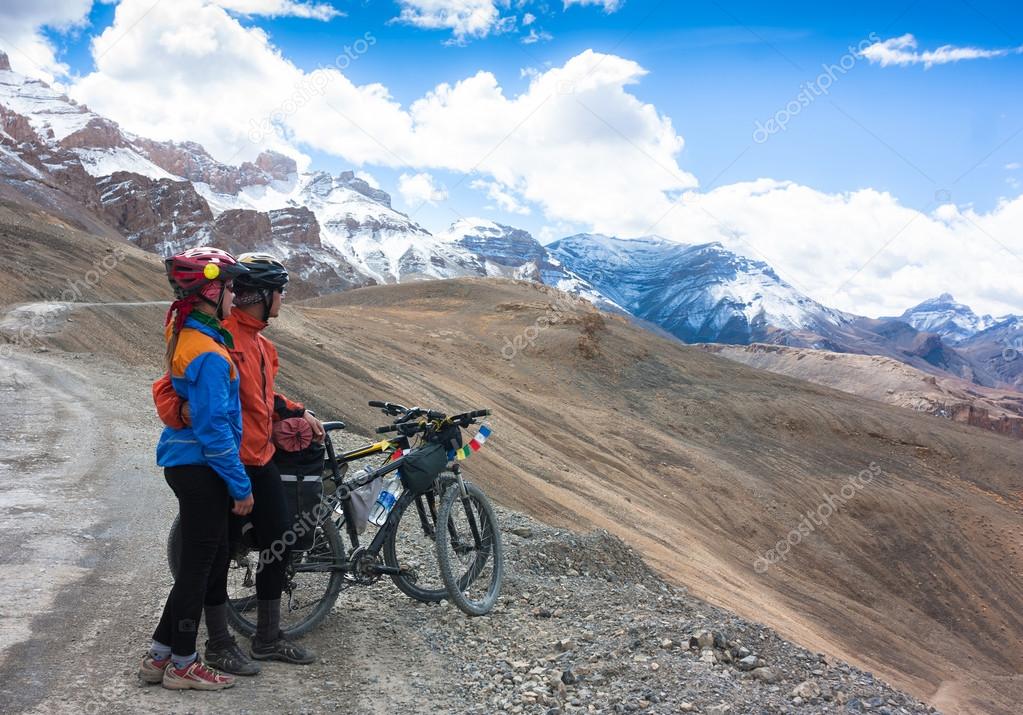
<box><xmin>433</xmin><ymin>218</ymin><xmax>613</xmax><ymax>306</ymax></box>
<box><xmin>0</xmin><ymin>51</ymin><xmax>487</xmax><ymax>290</ymax></box>
<box><xmin>956</xmin><ymin>315</ymin><xmax>1023</xmax><ymax>390</ymax></box>
<box><xmin>2</xmin><ymin>48</ymin><xmax>1019</xmax><ymax>391</ymax></box>
<box><xmin>549</xmin><ymin>234</ymin><xmax>851</xmax><ymax>344</ymax></box>
<box><xmin>895</xmin><ymin>293</ymin><xmax>998</xmax><ymax>345</ymax></box>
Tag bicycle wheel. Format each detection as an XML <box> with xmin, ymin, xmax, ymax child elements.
<box><xmin>435</xmin><ymin>480</ymin><xmax>504</xmax><ymax>616</ymax></box>
<box><xmin>167</xmin><ymin>512</ymin><xmax>346</xmax><ymax>638</ymax></box>
<box><xmin>383</xmin><ymin>475</ymin><xmax>455</xmax><ymax>602</ymax></box>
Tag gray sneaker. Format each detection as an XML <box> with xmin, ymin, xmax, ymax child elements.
<box><xmin>204</xmin><ymin>638</ymin><xmax>262</xmax><ymax>676</ymax></box>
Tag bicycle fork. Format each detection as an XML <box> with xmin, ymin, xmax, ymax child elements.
<box><xmin>450</xmin><ymin>465</ymin><xmax>485</xmax><ymax>553</ymax></box>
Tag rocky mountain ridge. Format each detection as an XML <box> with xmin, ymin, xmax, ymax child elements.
<box><xmin>1</xmin><ymin>51</ymin><xmax>1019</xmax><ymax>394</ymax></box>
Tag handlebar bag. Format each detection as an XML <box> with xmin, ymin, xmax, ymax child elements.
<box><xmin>399</xmin><ymin>442</ymin><xmax>449</xmax><ymax>494</ymax></box>
<box><xmin>274</xmin><ymin>443</ymin><xmax>327</xmax><ymax>551</ymax></box>
<box><xmin>428</xmin><ymin>423</ymin><xmax>463</xmax><ymax>451</ymax></box>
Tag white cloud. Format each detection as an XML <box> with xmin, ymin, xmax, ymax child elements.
<box><xmin>471</xmin><ymin>178</ymin><xmax>531</xmax><ymax>214</ymax></box>
<box><xmin>521</xmin><ymin>27</ymin><xmax>553</xmax><ymax>44</ymax></box>
<box><xmin>1006</xmin><ymin>162</ymin><xmax>1021</xmax><ymax>170</ymax></box>
<box><xmin>212</xmin><ymin>0</ymin><xmax>342</xmax><ymax>20</ymax></box>
<box><xmin>861</xmin><ymin>33</ymin><xmax>1023</xmax><ymax>68</ymax></box>
<box><xmin>399</xmin><ymin>171</ymin><xmax>448</xmax><ymax>206</ymax></box>
<box><xmin>61</xmin><ymin>1</ymin><xmax>1023</xmax><ymax>316</ymax></box>
<box><xmin>522</xmin><ymin>11</ymin><xmax>536</xmax><ymax>25</ymax></box>
<box><xmin>392</xmin><ymin>0</ymin><xmax>506</xmax><ymax>41</ymax></box>
<box><xmin>71</xmin><ymin>3</ymin><xmax>692</xmax><ymax>233</ymax></box>
<box><xmin>563</xmin><ymin>0</ymin><xmax>624</xmax><ymax>12</ymax></box>
<box><xmin>0</xmin><ymin>0</ymin><xmax>92</xmax><ymax>81</ymax></box>
<box><xmin>642</xmin><ymin>180</ymin><xmax>1023</xmax><ymax>317</ymax></box>
<box><xmin>212</xmin><ymin>0</ymin><xmax>344</xmax><ymax>21</ymax></box>
<box><xmin>355</xmin><ymin>170</ymin><xmax>380</xmax><ymax>188</ymax></box>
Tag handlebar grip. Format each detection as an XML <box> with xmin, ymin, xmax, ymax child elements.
<box><xmin>368</xmin><ymin>400</ymin><xmax>386</xmax><ymax>408</ymax></box>
<box><xmin>469</xmin><ymin>409</ymin><xmax>491</xmax><ymax>418</ymax></box>
<box><xmin>375</xmin><ymin>424</ymin><xmax>398</xmax><ymax>434</ymax></box>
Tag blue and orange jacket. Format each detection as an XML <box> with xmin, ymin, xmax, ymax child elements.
<box><xmin>152</xmin><ymin>309</ymin><xmax>306</xmax><ymax>467</ymax></box>
<box><xmin>155</xmin><ymin>315</ymin><xmax>252</xmax><ymax>500</ymax></box>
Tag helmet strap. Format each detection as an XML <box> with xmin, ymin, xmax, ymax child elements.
<box><xmin>215</xmin><ymin>284</ymin><xmax>227</xmax><ymax>321</ymax></box>
<box><xmin>260</xmin><ymin>289</ymin><xmax>273</xmax><ymax>322</ymax></box>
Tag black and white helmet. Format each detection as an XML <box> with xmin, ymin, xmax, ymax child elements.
<box><xmin>235</xmin><ymin>252</ymin><xmax>289</xmax><ymax>292</ymax></box>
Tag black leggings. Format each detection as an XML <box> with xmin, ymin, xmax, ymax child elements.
<box><xmin>235</xmin><ymin>462</ymin><xmax>292</xmax><ymax>600</ymax></box>
<box><xmin>153</xmin><ymin>465</ymin><xmax>231</xmax><ymax>657</ymax></box>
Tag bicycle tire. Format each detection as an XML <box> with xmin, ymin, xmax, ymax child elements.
<box><xmin>383</xmin><ymin>475</ymin><xmax>455</xmax><ymax>602</ymax></box>
<box><xmin>435</xmin><ymin>480</ymin><xmax>504</xmax><ymax>616</ymax></box>
<box><xmin>166</xmin><ymin>512</ymin><xmax>346</xmax><ymax>638</ymax></box>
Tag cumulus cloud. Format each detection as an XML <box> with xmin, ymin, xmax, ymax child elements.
<box><xmin>563</xmin><ymin>0</ymin><xmax>625</xmax><ymax>12</ymax></box>
<box><xmin>71</xmin><ymin>2</ymin><xmax>692</xmax><ymax>233</ymax></box>
<box><xmin>399</xmin><ymin>171</ymin><xmax>448</xmax><ymax>206</ymax></box>
<box><xmin>62</xmin><ymin>1</ymin><xmax>1023</xmax><ymax>316</ymax></box>
<box><xmin>212</xmin><ymin>1</ymin><xmax>344</xmax><ymax>21</ymax></box>
<box><xmin>471</xmin><ymin>178</ymin><xmax>531</xmax><ymax>214</ymax></box>
<box><xmin>0</xmin><ymin>0</ymin><xmax>92</xmax><ymax>81</ymax></box>
<box><xmin>392</xmin><ymin>0</ymin><xmax>507</xmax><ymax>42</ymax></box>
<box><xmin>861</xmin><ymin>34</ymin><xmax>1023</xmax><ymax>68</ymax></box>
<box><xmin>644</xmin><ymin>180</ymin><xmax>1023</xmax><ymax>317</ymax></box>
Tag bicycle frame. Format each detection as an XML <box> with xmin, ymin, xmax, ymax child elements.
<box><xmin>302</xmin><ymin>419</ymin><xmax>488</xmax><ymax>584</ymax></box>
<box><xmin>307</xmin><ymin>422</ymin><xmax>436</xmax><ymax>579</ymax></box>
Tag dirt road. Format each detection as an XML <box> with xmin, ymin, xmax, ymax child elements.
<box><xmin>0</xmin><ymin>349</ymin><xmax>464</xmax><ymax>714</ymax></box>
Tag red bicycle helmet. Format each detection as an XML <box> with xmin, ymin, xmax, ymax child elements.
<box><xmin>165</xmin><ymin>247</ymin><xmax>249</xmax><ymax>300</ymax></box>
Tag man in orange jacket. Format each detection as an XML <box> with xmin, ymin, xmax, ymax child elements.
<box><xmin>154</xmin><ymin>253</ymin><xmax>323</xmax><ymax>673</ymax></box>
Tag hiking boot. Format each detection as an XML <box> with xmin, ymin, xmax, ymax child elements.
<box><xmin>162</xmin><ymin>658</ymin><xmax>236</xmax><ymax>690</ymax></box>
<box><xmin>138</xmin><ymin>654</ymin><xmax>171</xmax><ymax>684</ymax></box>
<box><xmin>204</xmin><ymin>638</ymin><xmax>261</xmax><ymax>676</ymax></box>
<box><xmin>250</xmin><ymin>631</ymin><xmax>316</xmax><ymax>664</ymax></box>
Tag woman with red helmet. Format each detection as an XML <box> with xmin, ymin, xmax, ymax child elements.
<box><xmin>153</xmin><ymin>251</ymin><xmax>320</xmax><ymax>673</ymax></box>
<box><xmin>140</xmin><ymin>247</ymin><xmax>252</xmax><ymax>691</ymax></box>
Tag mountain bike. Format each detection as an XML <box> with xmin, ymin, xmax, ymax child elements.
<box><xmin>166</xmin><ymin>401</ymin><xmax>503</xmax><ymax>636</ymax></box>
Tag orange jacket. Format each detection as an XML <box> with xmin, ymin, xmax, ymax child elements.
<box><xmin>153</xmin><ymin>309</ymin><xmax>305</xmax><ymax>467</ymax></box>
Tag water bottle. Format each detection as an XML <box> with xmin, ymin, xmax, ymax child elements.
<box><xmin>368</xmin><ymin>474</ymin><xmax>403</xmax><ymax>526</ymax></box>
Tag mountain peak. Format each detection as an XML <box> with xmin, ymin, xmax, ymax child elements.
<box><xmin>898</xmin><ymin>293</ymin><xmax>995</xmax><ymax>345</ymax></box>
<box><xmin>0</xmin><ymin>50</ymin><xmax>10</xmax><ymax>72</ymax></box>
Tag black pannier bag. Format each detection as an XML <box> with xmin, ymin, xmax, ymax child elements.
<box><xmin>399</xmin><ymin>441</ymin><xmax>449</xmax><ymax>494</ymax></box>
<box><xmin>273</xmin><ymin>442</ymin><xmax>327</xmax><ymax>551</ymax></box>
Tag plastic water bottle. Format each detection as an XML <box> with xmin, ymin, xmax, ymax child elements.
<box><xmin>368</xmin><ymin>474</ymin><xmax>403</xmax><ymax>526</ymax></box>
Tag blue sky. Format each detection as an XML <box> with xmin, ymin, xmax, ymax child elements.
<box><xmin>46</xmin><ymin>0</ymin><xmax>1023</xmax><ymax>220</ymax></box>
<box><xmin>4</xmin><ymin>0</ymin><xmax>1022</xmax><ymax>315</ymax></box>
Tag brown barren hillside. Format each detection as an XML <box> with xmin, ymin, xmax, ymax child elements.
<box><xmin>699</xmin><ymin>342</ymin><xmax>1023</xmax><ymax>440</ymax></box>
<box><xmin>2</xmin><ymin>219</ymin><xmax>1021</xmax><ymax>714</ymax></box>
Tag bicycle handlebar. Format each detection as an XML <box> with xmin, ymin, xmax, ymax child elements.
<box><xmin>371</xmin><ymin>403</ymin><xmax>490</xmax><ymax>435</ymax></box>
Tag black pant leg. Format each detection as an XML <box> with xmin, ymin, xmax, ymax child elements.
<box><xmin>247</xmin><ymin>462</ymin><xmax>292</xmax><ymax>600</ymax></box>
<box><xmin>154</xmin><ymin>465</ymin><xmax>230</xmax><ymax>657</ymax></box>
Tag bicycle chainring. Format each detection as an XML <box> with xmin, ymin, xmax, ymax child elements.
<box><xmin>350</xmin><ymin>546</ymin><xmax>383</xmax><ymax>585</ymax></box>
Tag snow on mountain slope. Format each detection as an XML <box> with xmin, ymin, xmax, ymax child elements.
<box><xmin>435</xmin><ymin>219</ymin><xmax>621</xmax><ymax>309</ymax></box>
<box><xmin>0</xmin><ymin>72</ymin><xmax>91</xmax><ymax>142</ymax></box>
<box><xmin>72</xmin><ymin>147</ymin><xmax>178</xmax><ymax>180</ymax></box>
<box><xmin>895</xmin><ymin>293</ymin><xmax>998</xmax><ymax>345</ymax></box>
<box><xmin>958</xmin><ymin>315</ymin><xmax>1023</xmax><ymax>390</ymax></box>
<box><xmin>0</xmin><ymin>65</ymin><xmax>174</xmax><ymax>182</ymax></box>
<box><xmin>549</xmin><ymin>234</ymin><xmax>850</xmax><ymax>343</ymax></box>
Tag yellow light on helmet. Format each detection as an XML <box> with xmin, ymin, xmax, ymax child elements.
<box><xmin>203</xmin><ymin>263</ymin><xmax>221</xmax><ymax>280</ymax></box>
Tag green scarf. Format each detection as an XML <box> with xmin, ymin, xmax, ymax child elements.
<box><xmin>189</xmin><ymin>310</ymin><xmax>235</xmax><ymax>349</ymax></box>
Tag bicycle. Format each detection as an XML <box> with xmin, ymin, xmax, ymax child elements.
<box><xmin>373</xmin><ymin>403</ymin><xmax>505</xmax><ymax>617</ymax></box>
<box><xmin>167</xmin><ymin>401</ymin><xmax>503</xmax><ymax>636</ymax></box>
